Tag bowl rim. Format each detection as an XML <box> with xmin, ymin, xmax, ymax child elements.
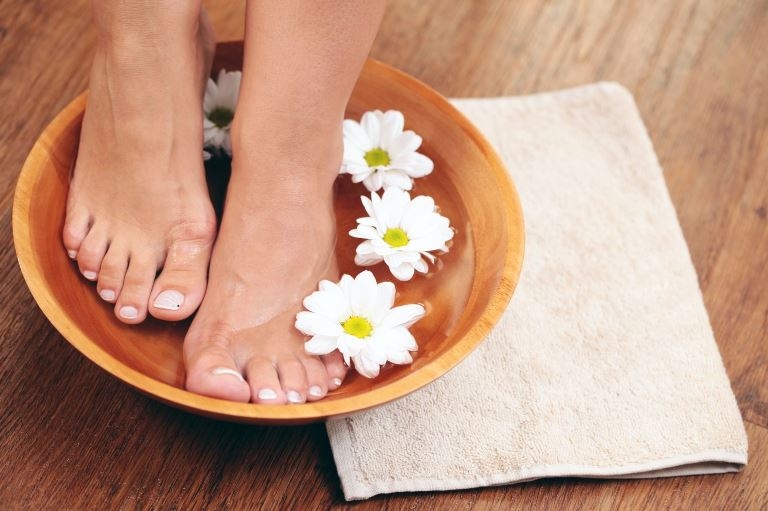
<box><xmin>12</xmin><ymin>57</ymin><xmax>525</xmax><ymax>424</ymax></box>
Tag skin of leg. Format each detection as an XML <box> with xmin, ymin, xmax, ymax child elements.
<box><xmin>63</xmin><ymin>0</ymin><xmax>217</xmax><ymax>324</ymax></box>
<box><xmin>183</xmin><ymin>0</ymin><xmax>386</xmax><ymax>404</ymax></box>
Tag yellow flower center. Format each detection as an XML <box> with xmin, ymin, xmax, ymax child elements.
<box><xmin>342</xmin><ymin>316</ymin><xmax>373</xmax><ymax>339</ymax></box>
<box><xmin>208</xmin><ymin>107</ymin><xmax>234</xmax><ymax>128</ymax></box>
<box><xmin>383</xmin><ymin>227</ymin><xmax>409</xmax><ymax>248</ymax></box>
<box><xmin>364</xmin><ymin>147</ymin><xmax>391</xmax><ymax>167</ymax></box>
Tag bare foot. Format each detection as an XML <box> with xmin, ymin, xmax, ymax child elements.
<box><xmin>64</xmin><ymin>4</ymin><xmax>217</xmax><ymax>324</ymax></box>
<box><xmin>183</xmin><ymin>124</ymin><xmax>348</xmax><ymax>404</ymax></box>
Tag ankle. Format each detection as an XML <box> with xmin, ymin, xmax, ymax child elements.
<box><xmin>91</xmin><ymin>0</ymin><xmax>203</xmax><ymax>47</ymax></box>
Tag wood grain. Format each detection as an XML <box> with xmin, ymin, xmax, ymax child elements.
<box><xmin>0</xmin><ymin>0</ymin><xmax>766</xmax><ymax>508</ymax></box>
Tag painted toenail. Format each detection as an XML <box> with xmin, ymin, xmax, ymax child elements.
<box><xmin>212</xmin><ymin>367</ymin><xmax>245</xmax><ymax>382</ymax></box>
<box><xmin>309</xmin><ymin>386</ymin><xmax>323</xmax><ymax>397</ymax></box>
<box><xmin>82</xmin><ymin>270</ymin><xmax>97</xmax><ymax>281</ymax></box>
<box><xmin>286</xmin><ymin>390</ymin><xmax>303</xmax><ymax>404</ymax></box>
<box><xmin>119</xmin><ymin>306</ymin><xmax>139</xmax><ymax>319</ymax></box>
<box><xmin>257</xmin><ymin>388</ymin><xmax>278</xmax><ymax>400</ymax></box>
<box><xmin>67</xmin><ymin>250</ymin><xmax>77</xmax><ymax>259</ymax></box>
<box><xmin>99</xmin><ymin>289</ymin><xmax>116</xmax><ymax>302</ymax></box>
<box><xmin>332</xmin><ymin>377</ymin><xmax>343</xmax><ymax>387</ymax></box>
<box><xmin>153</xmin><ymin>290</ymin><xmax>185</xmax><ymax>311</ymax></box>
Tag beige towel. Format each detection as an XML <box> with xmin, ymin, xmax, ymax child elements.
<box><xmin>326</xmin><ymin>83</ymin><xmax>748</xmax><ymax>501</ymax></box>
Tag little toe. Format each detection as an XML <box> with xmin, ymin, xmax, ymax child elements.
<box><xmin>184</xmin><ymin>335</ymin><xmax>250</xmax><ymax>402</ymax></box>
<box><xmin>322</xmin><ymin>350</ymin><xmax>348</xmax><ymax>390</ymax></box>
<box><xmin>62</xmin><ymin>205</ymin><xmax>91</xmax><ymax>259</ymax></box>
<box><xmin>245</xmin><ymin>357</ymin><xmax>286</xmax><ymax>405</ymax></box>
<box><xmin>97</xmin><ymin>245</ymin><xmax>128</xmax><ymax>303</ymax></box>
<box><xmin>148</xmin><ymin>232</ymin><xmax>214</xmax><ymax>321</ymax></box>
<box><xmin>114</xmin><ymin>255</ymin><xmax>157</xmax><ymax>324</ymax></box>
<box><xmin>276</xmin><ymin>357</ymin><xmax>309</xmax><ymax>404</ymax></box>
<box><xmin>76</xmin><ymin>226</ymin><xmax>109</xmax><ymax>281</ymax></box>
<box><xmin>302</xmin><ymin>356</ymin><xmax>329</xmax><ymax>401</ymax></box>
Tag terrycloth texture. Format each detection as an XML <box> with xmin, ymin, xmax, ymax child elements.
<box><xmin>326</xmin><ymin>83</ymin><xmax>748</xmax><ymax>501</ymax></box>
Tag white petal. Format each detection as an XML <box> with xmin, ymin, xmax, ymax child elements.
<box><xmin>343</xmin><ymin>119</ymin><xmax>374</xmax><ymax>152</ymax></box>
<box><xmin>361</xmin><ymin>110</ymin><xmax>382</xmax><ymax>146</ymax></box>
<box><xmin>350</xmin><ymin>270</ymin><xmax>378</xmax><ymax>317</ymax></box>
<box><xmin>379</xmin><ymin>110</ymin><xmax>405</xmax><ymax>150</ymax></box>
<box><xmin>295</xmin><ymin>311</ymin><xmax>343</xmax><ymax>337</ymax></box>
<box><xmin>388</xmin><ymin>130</ymin><xmax>422</xmax><ymax>158</ymax></box>
<box><xmin>371</xmin><ymin>281</ymin><xmax>396</xmax><ymax>324</ymax></box>
<box><xmin>412</xmin><ymin>257</ymin><xmax>429</xmax><ymax>273</ymax></box>
<box><xmin>381</xmin><ymin>171</ymin><xmax>414</xmax><ymax>191</ymax></box>
<box><xmin>304</xmin><ymin>335</ymin><xmax>339</xmax><ymax>355</ymax></box>
<box><xmin>352</xmin><ymin>353</ymin><xmax>381</xmax><ymax>378</ymax></box>
<box><xmin>349</xmin><ymin>225</ymin><xmax>380</xmax><ymax>240</ymax></box>
<box><xmin>380</xmin><ymin>304</ymin><xmax>425</xmax><ymax>329</ymax></box>
<box><xmin>364</xmin><ymin>172</ymin><xmax>385</xmax><ymax>192</ymax></box>
<box><xmin>387</xmin><ymin>349</ymin><xmax>413</xmax><ymax>365</ymax></box>
<box><xmin>390</xmin><ymin>152</ymin><xmax>434</xmax><ymax>177</ymax></box>
<box><xmin>338</xmin><ymin>333</ymin><xmax>366</xmax><ymax>359</ymax></box>
<box><xmin>354</xmin><ymin>253</ymin><xmax>383</xmax><ymax>267</ymax></box>
<box><xmin>388</xmin><ymin>261</ymin><xmax>416</xmax><ymax>281</ymax></box>
<box><xmin>381</xmin><ymin>187</ymin><xmax>411</xmax><ymax>225</ymax></box>
<box><xmin>303</xmin><ymin>289</ymin><xmax>347</xmax><ymax>322</ymax></box>
<box><xmin>203</xmin><ymin>79</ymin><xmax>218</xmax><ymax>112</ymax></box>
<box><xmin>384</xmin><ymin>251</ymin><xmax>421</xmax><ymax>268</ymax></box>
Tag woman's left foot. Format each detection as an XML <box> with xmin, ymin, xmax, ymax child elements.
<box><xmin>183</xmin><ymin>123</ymin><xmax>348</xmax><ymax>403</ymax></box>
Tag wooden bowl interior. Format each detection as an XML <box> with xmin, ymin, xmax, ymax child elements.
<box><xmin>14</xmin><ymin>42</ymin><xmax>523</xmax><ymax>423</ymax></box>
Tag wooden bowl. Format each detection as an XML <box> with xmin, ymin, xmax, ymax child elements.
<box><xmin>13</xmin><ymin>42</ymin><xmax>524</xmax><ymax>424</ymax></box>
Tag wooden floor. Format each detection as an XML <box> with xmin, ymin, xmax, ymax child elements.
<box><xmin>1</xmin><ymin>0</ymin><xmax>766</xmax><ymax>508</ymax></box>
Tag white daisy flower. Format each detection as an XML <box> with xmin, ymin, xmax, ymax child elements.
<box><xmin>203</xmin><ymin>149</ymin><xmax>212</xmax><ymax>161</ymax></box>
<box><xmin>295</xmin><ymin>271</ymin><xmax>425</xmax><ymax>378</ymax></box>
<box><xmin>350</xmin><ymin>187</ymin><xmax>454</xmax><ymax>281</ymax></box>
<box><xmin>341</xmin><ymin>110</ymin><xmax>434</xmax><ymax>192</ymax></box>
<box><xmin>203</xmin><ymin>69</ymin><xmax>241</xmax><ymax>156</ymax></box>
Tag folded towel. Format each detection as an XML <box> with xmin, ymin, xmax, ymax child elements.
<box><xmin>326</xmin><ymin>83</ymin><xmax>748</xmax><ymax>501</ymax></box>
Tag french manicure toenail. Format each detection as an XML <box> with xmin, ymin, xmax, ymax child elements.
<box><xmin>257</xmin><ymin>388</ymin><xmax>278</xmax><ymax>400</ymax></box>
<box><xmin>67</xmin><ymin>250</ymin><xmax>77</xmax><ymax>259</ymax></box>
<box><xmin>286</xmin><ymin>390</ymin><xmax>303</xmax><ymax>404</ymax></box>
<box><xmin>83</xmin><ymin>270</ymin><xmax>97</xmax><ymax>281</ymax></box>
<box><xmin>119</xmin><ymin>306</ymin><xmax>138</xmax><ymax>320</ymax></box>
<box><xmin>99</xmin><ymin>289</ymin><xmax>116</xmax><ymax>302</ymax></box>
<box><xmin>153</xmin><ymin>290</ymin><xmax>185</xmax><ymax>311</ymax></box>
<box><xmin>212</xmin><ymin>367</ymin><xmax>245</xmax><ymax>382</ymax></box>
<box><xmin>332</xmin><ymin>378</ymin><xmax>343</xmax><ymax>387</ymax></box>
<box><xmin>309</xmin><ymin>386</ymin><xmax>323</xmax><ymax>397</ymax></box>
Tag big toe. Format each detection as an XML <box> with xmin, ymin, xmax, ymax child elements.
<box><xmin>184</xmin><ymin>338</ymin><xmax>251</xmax><ymax>403</ymax></box>
<box><xmin>148</xmin><ymin>225</ymin><xmax>215</xmax><ymax>321</ymax></box>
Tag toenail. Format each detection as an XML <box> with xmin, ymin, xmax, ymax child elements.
<box><xmin>67</xmin><ymin>250</ymin><xmax>77</xmax><ymax>259</ymax></box>
<box><xmin>99</xmin><ymin>289</ymin><xmax>116</xmax><ymax>302</ymax></box>
<box><xmin>309</xmin><ymin>386</ymin><xmax>323</xmax><ymax>398</ymax></box>
<box><xmin>286</xmin><ymin>390</ymin><xmax>304</xmax><ymax>404</ymax></box>
<box><xmin>153</xmin><ymin>290</ymin><xmax>185</xmax><ymax>311</ymax></box>
<box><xmin>212</xmin><ymin>367</ymin><xmax>245</xmax><ymax>382</ymax></box>
<box><xmin>119</xmin><ymin>306</ymin><xmax>139</xmax><ymax>319</ymax></box>
<box><xmin>257</xmin><ymin>388</ymin><xmax>278</xmax><ymax>400</ymax></box>
<box><xmin>332</xmin><ymin>377</ymin><xmax>343</xmax><ymax>387</ymax></box>
<box><xmin>82</xmin><ymin>270</ymin><xmax>97</xmax><ymax>281</ymax></box>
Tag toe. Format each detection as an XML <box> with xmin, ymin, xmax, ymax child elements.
<box><xmin>302</xmin><ymin>356</ymin><xmax>329</xmax><ymax>401</ymax></box>
<box><xmin>97</xmin><ymin>245</ymin><xmax>128</xmax><ymax>303</ymax></box>
<box><xmin>114</xmin><ymin>255</ymin><xmax>157</xmax><ymax>324</ymax></box>
<box><xmin>148</xmin><ymin>230</ymin><xmax>214</xmax><ymax>321</ymax></box>
<box><xmin>76</xmin><ymin>226</ymin><xmax>109</xmax><ymax>281</ymax></box>
<box><xmin>277</xmin><ymin>357</ymin><xmax>309</xmax><ymax>404</ymax></box>
<box><xmin>184</xmin><ymin>330</ymin><xmax>251</xmax><ymax>402</ymax></box>
<box><xmin>62</xmin><ymin>204</ymin><xmax>91</xmax><ymax>259</ymax></box>
<box><xmin>322</xmin><ymin>350</ymin><xmax>348</xmax><ymax>390</ymax></box>
<box><xmin>245</xmin><ymin>357</ymin><xmax>287</xmax><ymax>405</ymax></box>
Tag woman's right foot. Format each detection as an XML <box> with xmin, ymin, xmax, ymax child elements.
<box><xmin>63</xmin><ymin>2</ymin><xmax>217</xmax><ymax>324</ymax></box>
